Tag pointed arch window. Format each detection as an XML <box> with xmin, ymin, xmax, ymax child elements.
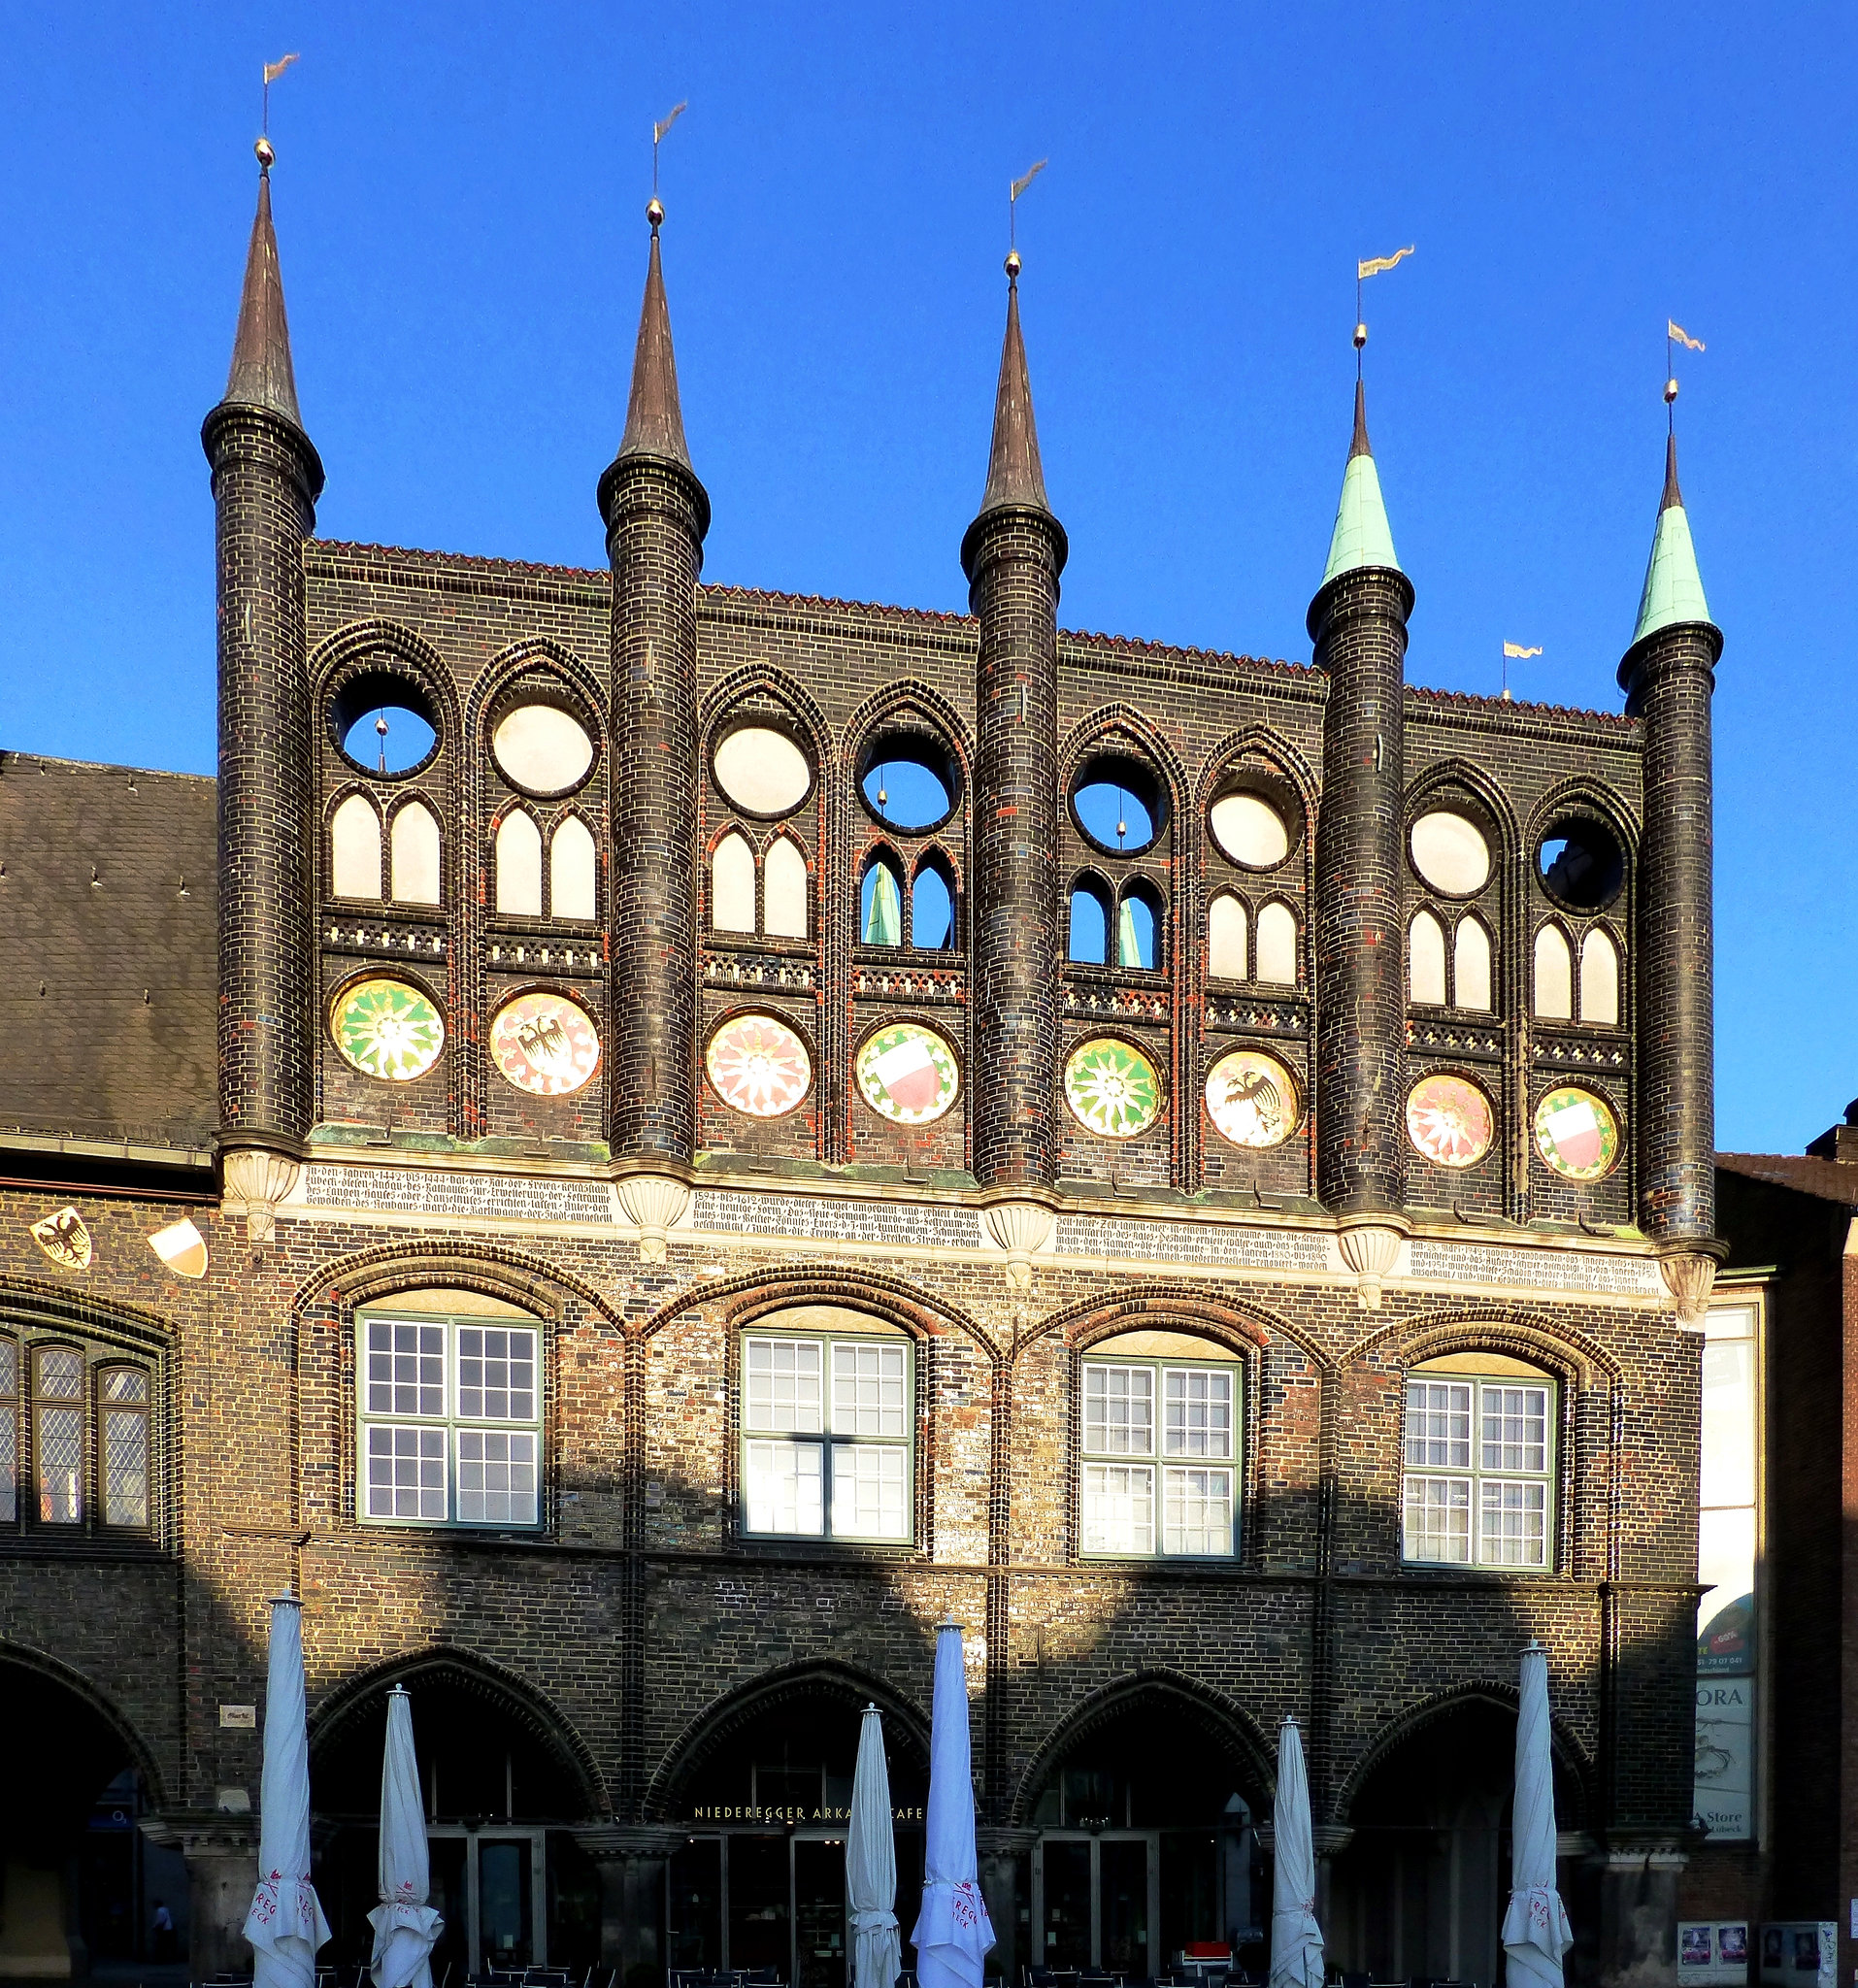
<box><xmin>712</xmin><ymin>832</ymin><xmax>756</xmax><ymax>934</ymax></box>
<box><xmin>331</xmin><ymin>793</ymin><xmax>382</xmax><ymax>901</ymax></box>
<box><xmin>764</xmin><ymin>837</ymin><xmax>810</xmax><ymax>940</ymax></box>
<box><xmin>860</xmin><ymin>854</ymin><xmax>905</xmax><ymax>946</ymax></box>
<box><xmin>1409</xmin><ymin>910</ymin><xmax>1447</xmax><ymax>1006</ymax></box>
<box><xmin>911</xmin><ymin>856</ymin><xmax>954</xmax><ymax>951</ymax></box>
<box><xmin>1454</xmin><ymin>916</ymin><xmax>1493</xmax><ymax>1012</ymax></box>
<box><xmin>389</xmin><ymin>801</ymin><xmax>442</xmax><ymax>907</ymax></box>
<box><xmin>1068</xmin><ymin>879</ymin><xmax>1111</xmax><ymax>965</ymax></box>
<box><xmin>1579</xmin><ymin>928</ymin><xmax>1620</xmax><ymax>1026</ymax></box>
<box><xmin>494</xmin><ymin>812</ymin><xmax>543</xmax><ymax>917</ymax></box>
<box><xmin>1255</xmin><ymin>902</ymin><xmax>1299</xmax><ymax>985</ymax></box>
<box><xmin>1208</xmin><ymin>893</ymin><xmax>1248</xmax><ymax>981</ymax></box>
<box><xmin>549</xmin><ymin>816</ymin><xmax>597</xmax><ymax>922</ymax></box>
<box><xmin>1533</xmin><ymin>925</ymin><xmax>1573</xmax><ymax>1020</ymax></box>
<box><xmin>1116</xmin><ymin>882</ymin><xmax>1163</xmax><ymax>971</ymax></box>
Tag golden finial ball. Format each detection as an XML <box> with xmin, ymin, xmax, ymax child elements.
<box><xmin>254</xmin><ymin>135</ymin><xmax>276</xmax><ymax>170</ymax></box>
<box><xmin>647</xmin><ymin>196</ymin><xmax>665</xmax><ymax>230</ymax></box>
<box><xmin>1353</xmin><ymin>321</ymin><xmax>1368</xmax><ymax>350</ymax></box>
<box><xmin>1665</xmin><ymin>376</ymin><xmax>1679</xmax><ymax>405</ymax></box>
<box><xmin>1004</xmin><ymin>248</ymin><xmax>1022</xmax><ymax>280</ymax></box>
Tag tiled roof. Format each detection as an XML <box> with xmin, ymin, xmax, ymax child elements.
<box><xmin>0</xmin><ymin>752</ymin><xmax>216</xmax><ymax>1149</ymax></box>
<box><xmin>1716</xmin><ymin>1151</ymin><xmax>1858</xmax><ymax>1207</ymax></box>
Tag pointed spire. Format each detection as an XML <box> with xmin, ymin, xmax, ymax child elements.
<box><xmin>1320</xmin><ymin>379</ymin><xmax>1400</xmax><ymax>584</ymax></box>
<box><xmin>1631</xmin><ymin>431</ymin><xmax>1711</xmax><ymax>645</ymax></box>
<box><xmin>617</xmin><ymin>202</ymin><xmax>692</xmax><ymax>471</ymax></box>
<box><xmin>977</xmin><ymin>252</ymin><xmax>1051</xmax><ymax>517</ymax></box>
<box><xmin>221</xmin><ymin>140</ymin><xmax>304</xmax><ymax>429</ymax></box>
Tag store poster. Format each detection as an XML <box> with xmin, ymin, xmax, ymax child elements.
<box><xmin>1696</xmin><ymin>1303</ymin><xmax>1758</xmax><ymax>1840</ymax></box>
<box><xmin>1679</xmin><ymin>1923</ymin><xmax>1750</xmax><ymax>1987</ymax></box>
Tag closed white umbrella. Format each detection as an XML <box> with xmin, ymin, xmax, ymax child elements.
<box><xmin>1267</xmin><ymin>1717</ymin><xmax>1323</xmax><ymax>1988</ymax></box>
<box><xmin>912</xmin><ymin>1622</ymin><xmax>995</xmax><ymax>1988</ymax></box>
<box><xmin>1503</xmin><ymin>1642</ymin><xmax>1574</xmax><ymax>1988</ymax></box>
<box><xmin>245</xmin><ymin>1595</ymin><xmax>332</xmax><ymax>1988</ymax></box>
<box><xmin>848</xmin><ymin>1704</ymin><xmax>902</xmax><ymax>1988</ymax></box>
<box><xmin>369</xmin><ymin>1686</ymin><xmax>444</xmax><ymax>1988</ymax></box>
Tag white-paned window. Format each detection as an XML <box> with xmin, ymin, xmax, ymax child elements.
<box><xmin>740</xmin><ymin>1334</ymin><xmax>912</xmax><ymax>1541</ymax></box>
<box><xmin>0</xmin><ymin>1340</ymin><xmax>155</xmax><ymax>1536</ymax></box>
<box><xmin>1401</xmin><ymin>1366</ymin><xmax>1554</xmax><ymax>1569</ymax></box>
<box><xmin>358</xmin><ymin>1309</ymin><xmax>543</xmax><ymax>1529</ymax></box>
<box><xmin>1079</xmin><ymin>1355</ymin><xmax>1238</xmax><ymax>1559</ymax></box>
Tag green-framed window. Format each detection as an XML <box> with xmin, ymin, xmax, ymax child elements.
<box><xmin>1402</xmin><ymin>1356</ymin><xmax>1557</xmax><ymax>1568</ymax></box>
<box><xmin>1078</xmin><ymin>1344</ymin><xmax>1240</xmax><ymax>1560</ymax></box>
<box><xmin>739</xmin><ymin>1331</ymin><xmax>912</xmax><ymax>1542</ymax></box>
<box><xmin>358</xmin><ymin>1307</ymin><xmax>543</xmax><ymax>1530</ymax></box>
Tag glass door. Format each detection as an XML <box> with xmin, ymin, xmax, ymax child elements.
<box><xmin>1036</xmin><ymin>1834</ymin><xmax>1157</xmax><ymax>1973</ymax></box>
<box><xmin>479</xmin><ymin>1838</ymin><xmax>536</xmax><ymax>1971</ymax></box>
<box><xmin>793</xmin><ymin>1839</ymin><xmax>846</xmax><ymax>1988</ymax></box>
<box><xmin>426</xmin><ymin>1828</ymin><xmax>547</xmax><ymax>1973</ymax></box>
<box><xmin>1041</xmin><ymin>1839</ymin><xmax>1093</xmax><ymax>1968</ymax></box>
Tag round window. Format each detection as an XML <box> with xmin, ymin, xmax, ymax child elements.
<box><xmin>1410</xmin><ymin>812</ymin><xmax>1491</xmax><ymax>897</ymax></box>
<box><xmin>331</xmin><ymin>671</ymin><xmax>439</xmax><ymax>777</ymax></box>
<box><xmin>491</xmin><ymin>705</ymin><xmax>595</xmax><ymax>797</ymax></box>
<box><xmin>713</xmin><ymin>725</ymin><xmax>813</xmax><ymax>818</ymax></box>
<box><xmin>1209</xmin><ymin>791</ymin><xmax>1290</xmax><ymax>869</ymax></box>
<box><xmin>860</xmin><ymin>735</ymin><xmax>957</xmax><ymax>833</ymax></box>
<box><xmin>1072</xmin><ymin>753</ymin><xmax>1164</xmax><ymax>856</ymax></box>
<box><xmin>1537</xmin><ymin>817</ymin><xmax>1624</xmax><ymax>911</ymax></box>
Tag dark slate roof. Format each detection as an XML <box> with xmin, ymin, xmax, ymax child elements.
<box><xmin>1716</xmin><ymin>1151</ymin><xmax>1858</xmax><ymax>1208</ymax></box>
<box><xmin>0</xmin><ymin>752</ymin><xmax>216</xmax><ymax>1152</ymax></box>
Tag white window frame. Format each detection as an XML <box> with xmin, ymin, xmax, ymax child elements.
<box><xmin>738</xmin><ymin>1332</ymin><xmax>914</xmax><ymax>1543</ymax></box>
<box><xmin>1078</xmin><ymin>1354</ymin><xmax>1240</xmax><ymax>1561</ymax></box>
<box><xmin>356</xmin><ymin>1309</ymin><xmax>545</xmax><ymax>1532</ymax></box>
<box><xmin>1401</xmin><ymin>1368</ymin><xmax>1557</xmax><ymax>1570</ymax></box>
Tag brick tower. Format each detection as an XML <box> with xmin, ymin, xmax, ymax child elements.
<box><xmin>598</xmin><ymin>201</ymin><xmax>711</xmax><ymax>1195</ymax></box>
<box><xmin>960</xmin><ymin>252</ymin><xmax>1068</xmax><ymax>1267</ymax></box>
<box><xmin>1307</xmin><ymin>381</ymin><xmax>1412</xmax><ymax>1247</ymax></box>
<box><xmin>1618</xmin><ymin>428</ymin><xmax>1722</xmax><ymax>1317</ymax></box>
<box><xmin>202</xmin><ymin>140</ymin><xmax>324</xmax><ymax>1240</ymax></box>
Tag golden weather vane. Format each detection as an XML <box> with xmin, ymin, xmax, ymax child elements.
<box><xmin>1009</xmin><ymin>157</ymin><xmax>1047</xmax><ymax>258</ymax></box>
<box><xmin>652</xmin><ymin>101</ymin><xmax>687</xmax><ymax>203</ymax></box>
<box><xmin>1501</xmin><ymin>640</ymin><xmax>1544</xmax><ymax>702</ymax></box>
<box><xmin>261</xmin><ymin>52</ymin><xmax>298</xmax><ymax>140</ymax></box>
<box><xmin>1354</xmin><ymin>244</ymin><xmax>1413</xmax><ymax>371</ymax></box>
<box><xmin>1666</xmin><ymin>317</ymin><xmax>1705</xmax><ymax>427</ymax></box>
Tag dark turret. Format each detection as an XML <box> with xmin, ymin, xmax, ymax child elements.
<box><xmin>598</xmin><ymin>202</ymin><xmax>710</xmax><ymax>1172</ymax></box>
<box><xmin>961</xmin><ymin>252</ymin><xmax>1067</xmax><ymax>1215</ymax></box>
<box><xmin>1308</xmin><ymin>381</ymin><xmax>1412</xmax><ymax>1229</ymax></box>
<box><xmin>202</xmin><ymin>140</ymin><xmax>324</xmax><ymax>1241</ymax></box>
<box><xmin>1618</xmin><ymin>431</ymin><xmax>1720</xmax><ymax>1307</ymax></box>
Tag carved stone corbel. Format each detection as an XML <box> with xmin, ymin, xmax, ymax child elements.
<box><xmin>220</xmin><ymin>1147</ymin><xmax>303</xmax><ymax>1244</ymax></box>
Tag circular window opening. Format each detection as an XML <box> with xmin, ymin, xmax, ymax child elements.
<box><xmin>860</xmin><ymin>735</ymin><xmax>957</xmax><ymax>834</ymax></box>
<box><xmin>332</xmin><ymin>672</ymin><xmax>439</xmax><ymax>778</ymax></box>
<box><xmin>1410</xmin><ymin>811</ymin><xmax>1491</xmax><ymax>897</ymax></box>
<box><xmin>491</xmin><ymin>703</ymin><xmax>595</xmax><ymax>798</ymax></box>
<box><xmin>1072</xmin><ymin>753</ymin><xmax>1165</xmax><ymax>856</ymax></box>
<box><xmin>1209</xmin><ymin>790</ymin><xmax>1290</xmax><ymax>870</ymax></box>
<box><xmin>713</xmin><ymin>724</ymin><xmax>813</xmax><ymax>818</ymax></box>
<box><xmin>1537</xmin><ymin>817</ymin><xmax>1624</xmax><ymax>911</ymax></box>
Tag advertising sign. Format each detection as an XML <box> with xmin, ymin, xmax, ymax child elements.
<box><xmin>1678</xmin><ymin>1923</ymin><xmax>1750</xmax><ymax>1987</ymax></box>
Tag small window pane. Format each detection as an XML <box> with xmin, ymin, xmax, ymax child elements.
<box><xmin>1479</xmin><ymin>1478</ymin><xmax>1546</xmax><ymax>1566</ymax></box>
<box><xmin>832</xmin><ymin>1342</ymin><xmax>907</xmax><ymax>1438</ymax></box>
<box><xmin>102</xmin><ymin>1368</ymin><xmax>149</xmax><ymax>1405</ymax></box>
<box><xmin>1163</xmin><ymin>1369</ymin><xmax>1232</xmax><ymax>1460</ymax></box>
<box><xmin>744</xmin><ymin>1438</ymin><xmax>824</xmax><ymax>1535</ymax></box>
<box><xmin>1404</xmin><ymin>1380</ymin><xmax>1472</xmax><ymax>1470</ymax></box>
<box><xmin>1403</xmin><ymin>1475</ymin><xmax>1471</xmax><ymax>1563</ymax></box>
<box><xmin>1081</xmin><ymin>1462</ymin><xmax>1155</xmax><ymax>1555</ymax></box>
<box><xmin>744</xmin><ymin>1339</ymin><xmax>823</xmax><ymax>1434</ymax></box>
<box><xmin>366</xmin><ymin>1319</ymin><xmax>446</xmax><ymax>1417</ymax></box>
<box><xmin>1083</xmin><ymin>1366</ymin><xmax>1154</xmax><ymax>1456</ymax></box>
<box><xmin>1480</xmin><ymin>1385</ymin><xmax>1548</xmax><ymax>1474</ymax></box>
<box><xmin>1255</xmin><ymin>902</ymin><xmax>1299</xmax><ymax>984</ymax></box>
<box><xmin>36</xmin><ymin>1347</ymin><xmax>83</xmax><ymax>1399</ymax></box>
<box><xmin>366</xmin><ymin>1425</ymin><xmax>447</xmax><ymax>1520</ymax></box>
<box><xmin>1409</xmin><ymin>910</ymin><xmax>1446</xmax><ymax>1006</ymax></box>
<box><xmin>457</xmin><ymin>1327</ymin><xmax>537</xmax><ymax>1423</ymax></box>
<box><xmin>0</xmin><ymin>1341</ymin><xmax>17</xmax><ymax>1397</ymax></box>
<box><xmin>37</xmin><ymin>1405</ymin><xmax>83</xmax><ymax>1523</ymax></box>
<box><xmin>0</xmin><ymin>1408</ymin><xmax>14</xmax><ymax>1523</ymax></box>
<box><xmin>830</xmin><ymin>1442</ymin><xmax>910</xmax><ymax>1541</ymax></box>
<box><xmin>1162</xmin><ymin>1467</ymin><xmax>1232</xmax><ymax>1556</ymax></box>
<box><xmin>103</xmin><ymin>1408</ymin><xmax>149</xmax><ymax>1527</ymax></box>
<box><xmin>457</xmin><ymin>1430</ymin><xmax>538</xmax><ymax>1525</ymax></box>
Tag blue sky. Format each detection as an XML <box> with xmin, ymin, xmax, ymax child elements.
<box><xmin>1</xmin><ymin>3</ymin><xmax>1851</xmax><ymax>1153</ymax></box>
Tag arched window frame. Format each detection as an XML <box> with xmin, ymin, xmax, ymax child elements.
<box><xmin>1577</xmin><ymin>919</ymin><xmax>1624</xmax><ymax>1029</ymax></box>
<box><xmin>1067</xmin><ymin>872</ymin><xmax>1114</xmax><ymax>967</ymax></box>
<box><xmin>492</xmin><ymin>807</ymin><xmax>546</xmax><ymax>920</ymax></box>
<box><xmin>547</xmin><ymin>810</ymin><xmax>600</xmax><ymax>925</ymax></box>
<box><xmin>709</xmin><ymin>825</ymin><xmax>759</xmax><ymax>937</ymax></box>
<box><xmin>1408</xmin><ymin>907</ymin><xmax>1448</xmax><ymax>1007</ymax></box>
<box><xmin>0</xmin><ymin>1329</ymin><xmax>165</xmax><ymax>1541</ymax></box>
<box><xmin>328</xmin><ymin>789</ymin><xmax>384</xmax><ymax>903</ymax></box>
<box><xmin>1113</xmin><ymin>877</ymin><xmax>1168</xmax><ymax>974</ymax></box>
<box><xmin>857</xmin><ymin>846</ymin><xmax>908</xmax><ymax>949</ymax></box>
<box><xmin>1207</xmin><ymin>889</ymin><xmax>1250</xmax><ymax>983</ymax></box>
<box><xmin>762</xmin><ymin>829</ymin><xmax>813</xmax><ymax>943</ymax></box>
<box><xmin>909</xmin><ymin>848</ymin><xmax>959</xmax><ymax>953</ymax></box>
<box><xmin>385</xmin><ymin>794</ymin><xmax>444</xmax><ymax>909</ymax></box>
<box><xmin>1253</xmin><ymin>896</ymin><xmax>1302</xmax><ymax>988</ymax></box>
<box><xmin>1452</xmin><ymin>911</ymin><xmax>1495</xmax><ymax>1013</ymax></box>
<box><xmin>1532</xmin><ymin>918</ymin><xmax>1576</xmax><ymax>1021</ymax></box>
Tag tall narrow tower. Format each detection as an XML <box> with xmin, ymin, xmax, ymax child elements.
<box><xmin>1618</xmin><ymin>430</ymin><xmax>1721</xmax><ymax>1316</ymax></box>
<box><xmin>1308</xmin><ymin>381</ymin><xmax>1412</xmax><ymax>1232</ymax></box>
<box><xmin>961</xmin><ymin>250</ymin><xmax>1067</xmax><ymax>1223</ymax></box>
<box><xmin>203</xmin><ymin>139</ymin><xmax>324</xmax><ymax>1242</ymax></box>
<box><xmin>598</xmin><ymin>201</ymin><xmax>710</xmax><ymax>1177</ymax></box>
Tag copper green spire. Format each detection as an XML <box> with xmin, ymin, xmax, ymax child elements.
<box><xmin>1320</xmin><ymin>380</ymin><xmax>1401</xmax><ymax>583</ymax></box>
<box><xmin>1631</xmin><ymin>432</ymin><xmax>1711</xmax><ymax>645</ymax></box>
<box><xmin>617</xmin><ymin>202</ymin><xmax>693</xmax><ymax>471</ymax></box>
<box><xmin>221</xmin><ymin>139</ymin><xmax>304</xmax><ymax>428</ymax></box>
